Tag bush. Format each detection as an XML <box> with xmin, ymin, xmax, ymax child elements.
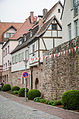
<box><xmin>48</xmin><ymin>100</ymin><xmax>54</xmax><ymax>105</ymax></box>
<box><xmin>40</xmin><ymin>99</ymin><xmax>47</xmax><ymax>103</ymax></box>
<box><xmin>34</xmin><ymin>97</ymin><xmax>40</xmax><ymax>102</ymax></box>
<box><xmin>9</xmin><ymin>90</ymin><xmax>19</xmax><ymax>95</ymax></box>
<box><xmin>11</xmin><ymin>86</ymin><xmax>20</xmax><ymax>91</ymax></box>
<box><xmin>62</xmin><ymin>90</ymin><xmax>79</xmax><ymax>110</ymax></box>
<box><xmin>2</xmin><ymin>84</ymin><xmax>11</xmax><ymax>91</ymax></box>
<box><xmin>53</xmin><ymin>100</ymin><xmax>62</xmax><ymax>106</ymax></box>
<box><xmin>28</xmin><ymin>89</ymin><xmax>41</xmax><ymax>100</ymax></box>
<box><xmin>18</xmin><ymin>88</ymin><xmax>29</xmax><ymax>97</ymax></box>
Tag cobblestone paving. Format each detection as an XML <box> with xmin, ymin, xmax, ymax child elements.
<box><xmin>0</xmin><ymin>95</ymin><xmax>62</xmax><ymax>119</ymax></box>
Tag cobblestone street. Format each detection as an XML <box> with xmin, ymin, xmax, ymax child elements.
<box><xmin>0</xmin><ymin>95</ymin><xmax>62</xmax><ymax>119</ymax></box>
<box><xmin>0</xmin><ymin>92</ymin><xmax>79</xmax><ymax>119</ymax></box>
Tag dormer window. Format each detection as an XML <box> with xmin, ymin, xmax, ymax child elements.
<box><xmin>30</xmin><ymin>31</ymin><xmax>32</xmax><ymax>37</ymax></box>
<box><xmin>24</xmin><ymin>35</ymin><xmax>27</xmax><ymax>42</ymax></box>
<box><xmin>19</xmin><ymin>38</ymin><xmax>22</xmax><ymax>45</ymax></box>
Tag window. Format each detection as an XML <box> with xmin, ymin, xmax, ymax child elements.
<box><xmin>8</xmin><ymin>46</ymin><xmax>9</xmax><ymax>53</ymax></box>
<box><xmin>24</xmin><ymin>35</ymin><xmax>27</xmax><ymax>42</ymax></box>
<box><xmin>22</xmin><ymin>52</ymin><xmax>24</xmax><ymax>60</ymax></box>
<box><xmin>68</xmin><ymin>24</ymin><xmax>71</xmax><ymax>40</ymax></box>
<box><xmin>5</xmin><ymin>48</ymin><xmax>7</xmax><ymax>55</ymax></box>
<box><xmin>15</xmin><ymin>55</ymin><xmax>18</xmax><ymax>63</ymax></box>
<box><xmin>58</xmin><ymin>9</ymin><xmax>60</xmax><ymax>13</ymax></box>
<box><xmin>8</xmin><ymin>60</ymin><xmax>9</xmax><ymax>66</ymax></box>
<box><xmin>12</xmin><ymin>56</ymin><xmax>15</xmax><ymax>64</ymax></box>
<box><xmin>3</xmin><ymin>50</ymin><xmax>5</xmax><ymax>57</ymax></box>
<box><xmin>6</xmin><ymin>63</ymin><xmax>7</xmax><ymax>69</ymax></box>
<box><xmin>52</xmin><ymin>24</ymin><xmax>57</xmax><ymax>30</ymax></box>
<box><xmin>30</xmin><ymin>32</ymin><xmax>32</xmax><ymax>37</ymax></box>
<box><xmin>18</xmin><ymin>54</ymin><xmax>21</xmax><ymax>62</ymax></box>
<box><xmin>74</xmin><ymin>20</ymin><xmax>78</xmax><ymax>37</ymax></box>
<box><xmin>32</xmin><ymin>44</ymin><xmax>35</xmax><ymax>56</ymax></box>
<box><xmin>25</xmin><ymin>50</ymin><xmax>29</xmax><ymax>59</ymax></box>
<box><xmin>6</xmin><ymin>33</ymin><xmax>14</xmax><ymax>38</ymax></box>
<box><xmin>73</xmin><ymin>0</ymin><xmax>79</xmax><ymax>16</ymax></box>
<box><xmin>73</xmin><ymin>0</ymin><xmax>79</xmax><ymax>7</ymax></box>
<box><xmin>19</xmin><ymin>38</ymin><xmax>23</xmax><ymax>45</ymax></box>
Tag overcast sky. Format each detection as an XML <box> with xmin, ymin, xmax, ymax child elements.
<box><xmin>0</xmin><ymin>0</ymin><xmax>64</xmax><ymax>22</ymax></box>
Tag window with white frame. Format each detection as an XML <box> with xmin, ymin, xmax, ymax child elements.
<box><xmin>12</xmin><ymin>56</ymin><xmax>15</xmax><ymax>64</ymax></box>
<box><xmin>19</xmin><ymin>38</ymin><xmax>22</xmax><ymax>45</ymax></box>
<box><xmin>32</xmin><ymin>44</ymin><xmax>35</xmax><ymax>56</ymax></box>
<box><xmin>25</xmin><ymin>50</ymin><xmax>29</xmax><ymax>60</ymax></box>
<box><xmin>15</xmin><ymin>55</ymin><xmax>18</xmax><ymax>63</ymax></box>
<box><xmin>8</xmin><ymin>46</ymin><xmax>9</xmax><ymax>53</ymax></box>
<box><xmin>30</xmin><ymin>31</ymin><xmax>32</xmax><ymax>37</ymax></box>
<box><xmin>74</xmin><ymin>20</ymin><xmax>78</xmax><ymax>37</ymax></box>
<box><xmin>73</xmin><ymin>0</ymin><xmax>79</xmax><ymax>17</ymax></box>
<box><xmin>6</xmin><ymin>33</ymin><xmax>14</xmax><ymax>38</ymax></box>
<box><xmin>22</xmin><ymin>52</ymin><xmax>24</xmax><ymax>60</ymax></box>
<box><xmin>8</xmin><ymin>60</ymin><xmax>9</xmax><ymax>66</ymax></box>
<box><xmin>68</xmin><ymin>24</ymin><xmax>71</xmax><ymax>40</ymax></box>
<box><xmin>24</xmin><ymin>35</ymin><xmax>27</xmax><ymax>42</ymax></box>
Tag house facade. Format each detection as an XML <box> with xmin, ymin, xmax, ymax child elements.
<box><xmin>10</xmin><ymin>1</ymin><xmax>63</xmax><ymax>89</ymax></box>
<box><xmin>0</xmin><ymin>22</ymin><xmax>23</xmax><ymax>82</ymax></box>
<box><xmin>62</xmin><ymin>0</ymin><xmax>79</xmax><ymax>43</ymax></box>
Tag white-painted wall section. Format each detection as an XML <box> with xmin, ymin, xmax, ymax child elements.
<box><xmin>3</xmin><ymin>41</ymin><xmax>18</xmax><ymax>71</ymax></box>
<box><xmin>62</xmin><ymin>0</ymin><xmax>79</xmax><ymax>43</ymax></box>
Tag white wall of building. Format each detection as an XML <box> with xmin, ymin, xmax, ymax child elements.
<box><xmin>3</xmin><ymin>40</ymin><xmax>18</xmax><ymax>71</ymax></box>
<box><xmin>11</xmin><ymin>47</ymin><xmax>29</xmax><ymax>72</ymax></box>
<box><xmin>47</xmin><ymin>3</ymin><xmax>63</xmax><ymax>24</ymax></box>
<box><xmin>62</xmin><ymin>0</ymin><xmax>79</xmax><ymax>43</ymax></box>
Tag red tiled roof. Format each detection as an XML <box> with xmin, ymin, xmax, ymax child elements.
<box><xmin>0</xmin><ymin>22</ymin><xmax>23</xmax><ymax>42</ymax></box>
<box><xmin>10</xmin><ymin>17</ymin><xmax>34</xmax><ymax>40</ymax></box>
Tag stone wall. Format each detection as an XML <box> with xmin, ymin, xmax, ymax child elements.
<box><xmin>40</xmin><ymin>37</ymin><xmax>79</xmax><ymax>100</ymax></box>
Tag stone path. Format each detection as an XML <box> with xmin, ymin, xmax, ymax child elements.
<box><xmin>0</xmin><ymin>95</ymin><xmax>62</xmax><ymax>119</ymax></box>
<box><xmin>0</xmin><ymin>91</ymin><xmax>79</xmax><ymax>119</ymax></box>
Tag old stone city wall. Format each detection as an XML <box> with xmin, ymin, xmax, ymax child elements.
<box><xmin>40</xmin><ymin>37</ymin><xmax>79</xmax><ymax>100</ymax></box>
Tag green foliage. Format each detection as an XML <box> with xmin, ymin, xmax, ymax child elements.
<box><xmin>18</xmin><ymin>88</ymin><xmax>29</xmax><ymax>97</ymax></box>
<box><xmin>34</xmin><ymin>97</ymin><xmax>40</xmax><ymax>102</ymax></box>
<box><xmin>9</xmin><ymin>90</ymin><xmax>19</xmax><ymax>95</ymax></box>
<box><xmin>2</xmin><ymin>84</ymin><xmax>11</xmax><ymax>91</ymax></box>
<box><xmin>53</xmin><ymin>100</ymin><xmax>62</xmax><ymax>106</ymax></box>
<box><xmin>62</xmin><ymin>90</ymin><xmax>79</xmax><ymax>110</ymax></box>
<box><xmin>28</xmin><ymin>89</ymin><xmax>41</xmax><ymax>100</ymax></box>
<box><xmin>11</xmin><ymin>86</ymin><xmax>20</xmax><ymax>91</ymax></box>
<box><xmin>40</xmin><ymin>99</ymin><xmax>47</xmax><ymax>103</ymax></box>
<box><xmin>47</xmin><ymin>100</ymin><xmax>54</xmax><ymax>105</ymax></box>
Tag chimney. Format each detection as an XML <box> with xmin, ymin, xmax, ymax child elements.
<box><xmin>30</xmin><ymin>11</ymin><xmax>34</xmax><ymax>23</ymax></box>
<box><xmin>43</xmin><ymin>8</ymin><xmax>48</xmax><ymax>17</ymax></box>
<box><xmin>39</xmin><ymin>18</ymin><xmax>43</xmax><ymax>28</ymax></box>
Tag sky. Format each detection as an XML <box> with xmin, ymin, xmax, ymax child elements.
<box><xmin>0</xmin><ymin>0</ymin><xmax>64</xmax><ymax>22</ymax></box>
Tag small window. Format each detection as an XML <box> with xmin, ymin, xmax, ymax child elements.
<box><xmin>32</xmin><ymin>44</ymin><xmax>35</xmax><ymax>56</ymax></box>
<box><xmin>68</xmin><ymin>23</ymin><xmax>71</xmax><ymax>40</ymax></box>
<box><xmin>74</xmin><ymin>20</ymin><xmax>78</xmax><ymax>37</ymax></box>
<box><xmin>52</xmin><ymin>24</ymin><xmax>57</xmax><ymax>30</ymax></box>
<box><xmin>24</xmin><ymin>35</ymin><xmax>27</xmax><ymax>41</ymax></box>
<box><xmin>19</xmin><ymin>38</ymin><xmax>22</xmax><ymax>45</ymax></box>
<box><xmin>8</xmin><ymin>60</ymin><xmax>9</xmax><ymax>66</ymax></box>
<box><xmin>5</xmin><ymin>48</ymin><xmax>7</xmax><ymax>55</ymax></box>
<box><xmin>30</xmin><ymin>32</ymin><xmax>32</xmax><ymax>37</ymax></box>
<box><xmin>58</xmin><ymin>9</ymin><xmax>60</xmax><ymax>13</ymax></box>
<box><xmin>6</xmin><ymin>63</ymin><xmax>7</xmax><ymax>69</ymax></box>
<box><xmin>8</xmin><ymin>46</ymin><xmax>9</xmax><ymax>53</ymax></box>
<box><xmin>25</xmin><ymin>50</ymin><xmax>29</xmax><ymax>59</ymax></box>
